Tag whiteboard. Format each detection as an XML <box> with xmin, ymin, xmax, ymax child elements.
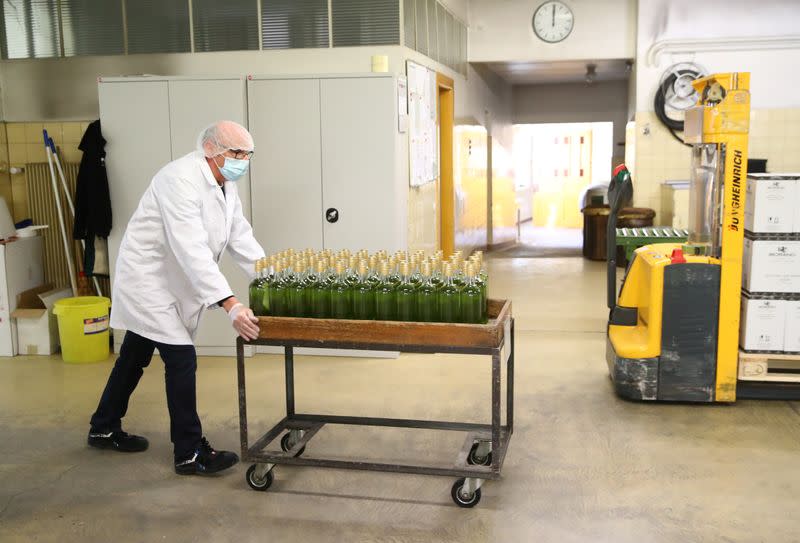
<box><xmin>406</xmin><ymin>61</ymin><xmax>438</xmax><ymax>187</ymax></box>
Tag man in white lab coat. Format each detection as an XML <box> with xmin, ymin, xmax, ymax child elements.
<box><xmin>88</xmin><ymin>120</ymin><xmax>264</xmax><ymax>476</ymax></box>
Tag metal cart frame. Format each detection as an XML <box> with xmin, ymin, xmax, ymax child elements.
<box><xmin>236</xmin><ymin>318</ymin><xmax>514</xmax><ymax>507</ymax></box>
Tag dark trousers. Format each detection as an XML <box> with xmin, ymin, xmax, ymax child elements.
<box><xmin>90</xmin><ymin>330</ymin><xmax>202</xmax><ymax>458</ymax></box>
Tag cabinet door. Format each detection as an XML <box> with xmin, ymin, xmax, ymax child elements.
<box><xmin>320</xmin><ymin>77</ymin><xmax>402</xmax><ymax>252</ymax></box>
<box><xmin>99</xmin><ymin>81</ymin><xmax>172</xmax><ymax>353</ymax></box>
<box><xmin>169</xmin><ymin>79</ymin><xmax>251</xmax><ymax>353</ymax></box>
<box><xmin>248</xmin><ymin>78</ymin><xmax>324</xmax><ymax>254</ymax></box>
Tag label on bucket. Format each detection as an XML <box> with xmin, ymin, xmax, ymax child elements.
<box><xmin>84</xmin><ymin>315</ymin><xmax>109</xmax><ymax>335</ymax></box>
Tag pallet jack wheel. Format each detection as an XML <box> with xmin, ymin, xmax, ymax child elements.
<box><xmin>466</xmin><ymin>443</ymin><xmax>492</xmax><ymax>466</ymax></box>
<box><xmin>451</xmin><ymin>478</ymin><xmax>481</xmax><ymax>508</ymax></box>
<box><xmin>280</xmin><ymin>433</ymin><xmax>306</xmax><ymax>457</ymax></box>
<box><xmin>246</xmin><ymin>464</ymin><xmax>274</xmax><ymax>491</ymax></box>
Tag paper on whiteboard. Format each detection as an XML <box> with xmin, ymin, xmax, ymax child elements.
<box><xmin>407</xmin><ymin>61</ymin><xmax>438</xmax><ymax>187</ymax></box>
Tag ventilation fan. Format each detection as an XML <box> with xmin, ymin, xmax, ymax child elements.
<box><xmin>654</xmin><ymin>62</ymin><xmax>708</xmax><ymax>145</ymax></box>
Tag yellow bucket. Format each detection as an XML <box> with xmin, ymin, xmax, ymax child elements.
<box><xmin>53</xmin><ymin>296</ymin><xmax>111</xmax><ymax>363</ymax></box>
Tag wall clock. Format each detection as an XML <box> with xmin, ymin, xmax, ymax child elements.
<box><xmin>532</xmin><ymin>1</ymin><xmax>574</xmax><ymax>43</ymax></box>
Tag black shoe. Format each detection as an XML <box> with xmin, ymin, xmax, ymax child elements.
<box><xmin>174</xmin><ymin>437</ymin><xmax>239</xmax><ymax>475</ymax></box>
<box><xmin>88</xmin><ymin>429</ymin><xmax>149</xmax><ymax>452</ymax></box>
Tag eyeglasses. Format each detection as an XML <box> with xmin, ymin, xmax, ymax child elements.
<box><xmin>228</xmin><ymin>149</ymin><xmax>254</xmax><ymax>160</ymax></box>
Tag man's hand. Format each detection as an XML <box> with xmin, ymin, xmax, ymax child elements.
<box><xmin>227</xmin><ymin>302</ymin><xmax>259</xmax><ymax>341</ymax></box>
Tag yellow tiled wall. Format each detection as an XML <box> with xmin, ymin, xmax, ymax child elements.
<box><xmin>630</xmin><ymin>108</ymin><xmax>800</xmax><ymax>224</ymax></box>
<box><xmin>4</xmin><ymin>121</ymin><xmax>90</xmax><ymax>222</ymax></box>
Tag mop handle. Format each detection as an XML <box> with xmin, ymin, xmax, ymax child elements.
<box><xmin>43</xmin><ymin>130</ymin><xmax>78</xmax><ymax>296</ymax></box>
<box><xmin>48</xmin><ymin>137</ymin><xmax>75</xmax><ymax>217</ymax></box>
<box><xmin>48</xmin><ymin>135</ymin><xmax>102</xmax><ymax>297</ymax></box>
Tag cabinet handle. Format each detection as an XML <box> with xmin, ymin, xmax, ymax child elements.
<box><xmin>326</xmin><ymin>208</ymin><xmax>339</xmax><ymax>223</ymax></box>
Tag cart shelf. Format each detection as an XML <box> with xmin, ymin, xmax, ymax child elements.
<box><xmin>236</xmin><ymin>299</ymin><xmax>515</xmax><ymax>508</ymax></box>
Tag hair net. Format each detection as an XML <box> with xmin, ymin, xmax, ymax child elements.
<box><xmin>197</xmin><ymin>120</ymin><xmax>254</xmax><ymax>157</ymax></box>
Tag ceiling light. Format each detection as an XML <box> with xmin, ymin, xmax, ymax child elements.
<box><xmin>585</xmin><ymin>64</ymin><xmax>597</xmax><ymax>85</ymax></box>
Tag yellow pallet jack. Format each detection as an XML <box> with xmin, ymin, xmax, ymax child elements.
<box><xmin>606</xmin><ymin>72</ymin><xmax>794</xmax><ymax>402</ymax></box>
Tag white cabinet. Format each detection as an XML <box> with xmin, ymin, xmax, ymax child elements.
<box><xmin>248</xmin><ymin>74</ymin><xmax>407</xmax><ymax>254</ymax></box>
<box><xmin>99</xmin><ymin>73</ymin><xmax>408</xmax><ymax>358</ymax></box>
<box><xmin>99</xmin><ymin>76</ymin><xmax>251</xmax><ymax>356</ymax></box>
<box><xmin>0</xmin><ymin>237</ymin><xmax>43</xmax><ymax>356</ymax></box>
<box><xmin>248</xmin><ymin>78</ymin><xmax>324</xmax><ymax>254</ymax></box>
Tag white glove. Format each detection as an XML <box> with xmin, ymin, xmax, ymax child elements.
<box><xmin>228</xmin><ymin>303</ymin><xmax>260</xmax><ymax>341</ymax></box>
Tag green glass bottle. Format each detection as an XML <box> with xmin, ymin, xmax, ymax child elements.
<box><xmin>286</xmin><ymin>260</ymin><xmax>305</xmax><ymax>317</ymax></box>
<box><xmin>415</xmin><ymin>262</ymin><xmax>438</xmax><ymax>322</ymax></box>
<box><xmin>409</xmin><ymin>256</ymin><xmax>423</xmax><ymax>289</ymax></box>
<box><xmin>438</xmin><ymin>263</ymin><xmax>461</xmax><ymax>323</ymax></box>
<box><xmin>352</xmin><ymin>260</ymin><xmax>375</xmax><ymax>320</ymax></box>
<box><xmin>471</xmin><ymin>255</ymin><xmax>489</xmax><ymax>322</ymax></box>
<box><xmin>249</xmin><ymin>259</ymin><xmax>265</xmax><ymax>315</ymax></box>
<box><xmin>345</xmin><ymin>256</ymin><xmax>361</xmax><ymax>288</ymax></box>
<box><xmin>366</xmin><ymin>255</ymin><xmax>382</xmax><ymax>290</ymax></box>
<box><xmin>396</xmin><ymin>261</ymin><xmax>417</xmax><ymax>322</ymax></box>
<box><xmin>387</xmin><ymin>256</ymin><xmax>402</xmax><ymax>289</ymax></box>
<box><xmin>330</xmin><ymin>260</ymin><xmax>352</xmax><ymax>319</ymax></box>
<box><xmin>301</xmin><ymin>260</ymin><xmax>320</xmax><ymax>318</ymax></box>
<box><xmin>374</xmin><ymin>261</ymin><xmax>396</xmax><ymax>321</ymax></box>
<box><xmin>430</xmin><ymin>258</ymin><xmax>445</xmax><ymax>290</ymax></box>
<box><xmin>307</xmin><ymin>260</ymin><xmax>329</xmax><ymax>318</ymax></box>
<box><xmin>451</xmin><ymin>258</ymin><xmax>466</xmax><ymax>289</ymax></box>
<box><xmin>460</xmin><ymin>264</ymin><xmax>485</xmax><ymax>324</ymax></box>
<box><xmin>270</xmin><ymin>260</ymin><xmax>289</xmax><ymax>317</ymax></box>
<box><xmin>260</xmin><ymin>258</ymin><xmax>276</xmax><ymax>316</ymax></box>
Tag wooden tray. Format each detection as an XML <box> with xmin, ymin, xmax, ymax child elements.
<box><xmin>255</xmin><ymin>299</ymin><xmax>512</xmax><ymax>350</ymax></box>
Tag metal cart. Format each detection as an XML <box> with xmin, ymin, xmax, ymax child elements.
<box><xmin>236</xmin><ymin>299</ymin><xmax>514</xmax><ymax>507</ymax></box>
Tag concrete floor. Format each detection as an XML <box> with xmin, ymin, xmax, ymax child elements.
<box><xmin>2</xmin><ymin>256</ymin><xmax>800</xmax><ymax>542</ymax></box>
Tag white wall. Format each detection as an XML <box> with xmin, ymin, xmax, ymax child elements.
<box><xmin>438</xmin><ymin>0</ymin><xmax>469</xmax><ymax>22</ymax></box>
<box><xmin>512</xmin><ymin>80</ymin><xmax>629</xmax><ymax>158</ymax></box>
<box><xmin>0</xmin><ymin>46</ymin><xmax>408</xmax><ymax>121</ymax></box>
<box><xmin>635</xmin><ymin>0</ymin><xmax>800</xmax><ymax>111</ymax></box>
<box><xmin>468</xmin><ymin>0</ymin><xmax>636</xmax><ymax>63</ymax></box>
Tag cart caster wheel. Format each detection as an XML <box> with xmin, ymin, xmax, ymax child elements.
<box><xmin>467</xmin><ymin>443</ymin><xmax>492</xmax><ymax>466</ymax></box>
<box><xmin>280</xmin><ymin>433</ymin><xmax>306</xmax><ymax>457</ymax></box>
<box><xmin>246</xmin><ymin>464</ymin><xmax>274</xmax><ymax>491</ymax></box>
<box><xmin>451</xmin><ymin>478</ymin><xmax>481</xmax><ymax>508</ymax></box>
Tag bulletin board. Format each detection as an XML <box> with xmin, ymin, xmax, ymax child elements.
<box><xmin>406</xmin><ymin>61</ymin><xmax>438</xmax><ymax>187</ymax></box>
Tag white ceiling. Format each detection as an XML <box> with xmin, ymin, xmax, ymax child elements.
<box><xmin>482</xmin><ymin>59</ymin><xmax>633</xmax><ymax>85</ymax></box>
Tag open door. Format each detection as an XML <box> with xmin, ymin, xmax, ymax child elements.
<box><xmin>437</xmin><ymin>73</ymin><xmax>455</xmax><ymax>256</ymax></box>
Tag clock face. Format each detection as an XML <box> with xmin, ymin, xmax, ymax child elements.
<box><xmin>532</xmin><ymin>1</ymin><xmax>574</xmax><ymax>43</ymax></box>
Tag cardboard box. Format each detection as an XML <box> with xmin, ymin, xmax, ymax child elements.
<box><xmin>745</xmin><ymin>174</ymin><xmax>798</xmax><ymax>234</ymax></box>
<box><xmin>11</xmin><ymin>285</ymin><xmax>72</xmax><ymax>355</ymax></box>
<box><xmin>786</xmin><ymin>300</ymin><xmax>800</xmax><ymax>353</ymax></box>
<box><xmin>740</xmin><ymin>295</ymin><xmax>786</xmax><ymax>351</ymax></box>
<box><xmin>742</xmin><ymin>238</ymin><xmax>800</xmax><ymax>293</ymax></box>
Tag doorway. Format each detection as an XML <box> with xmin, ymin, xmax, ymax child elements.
<box><xmin>437</xmin><ymin>73</ymin><xmax>455</xmax><ymax>256</ymax></box>
<box><xmin>501</xmin><ymin>122</ymin><xmax>613</xmax><ymax>257</ymax></box>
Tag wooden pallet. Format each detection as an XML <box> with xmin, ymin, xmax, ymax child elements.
<box><xmin>738</xmin><ymin>350</ymin><xmax>800</xmax><ymax>382</ymax></box>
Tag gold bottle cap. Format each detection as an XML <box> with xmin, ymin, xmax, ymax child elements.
<box><xmin>399</xmin><ymin>261</ymin><xmax>410</xmax><ymax>277</ymax></box>
<box><xmin>335</xmin><ymin>260</ymin><xmax>346</xmax><ymax>275</ymax></box>
<box><xmin>443</xmin><ymin>263</ymin><xmax>453</xmax><ymax>278</ymax></box>
<box><xmin>466</xmin><ymin>264</ymin><xmax>475</xmax><ymax>278</ymax></box>
<box><xmin>380</xmin><ymin>261</ymin><xmax>390</xmax><ymax>276</ymax></box>
<box><xmin>316</xmin><ymin>260</ymin><xmax>326</xmax><ymax>274</ymax></box>
<box><xmin>358</xmin><ymin>260</ymin><xmax>368</xmax><ymax>276</ymax></box>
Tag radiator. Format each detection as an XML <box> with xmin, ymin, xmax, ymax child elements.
<box><xmin>24</xmin><ymin>162</ymin><xmax>111</xmax><ymax>297</ymax></box>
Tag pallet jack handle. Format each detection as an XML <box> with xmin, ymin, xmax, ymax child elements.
<box><xmin>606</xmin><ymin>164</ymin><xmax>633</xmax><ymax>310</ymax></box>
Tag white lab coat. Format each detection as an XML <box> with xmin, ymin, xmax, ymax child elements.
<box><xmin>110</xmin><ymin>151</ymin><xmax>264</xmax><ymax>345</ymax></box>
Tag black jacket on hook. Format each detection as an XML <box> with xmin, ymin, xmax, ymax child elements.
<box><xmin>74</xmin><ymin>120</ymin><xmax>112</xmax><ymax>239</ymax></box>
